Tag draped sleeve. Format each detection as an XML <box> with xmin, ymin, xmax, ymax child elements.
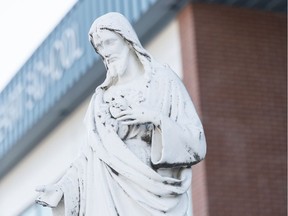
<box><xmin>150</xmin><ymin>65</ymin><xmax>206</xmax><ymax>169</ymax></box>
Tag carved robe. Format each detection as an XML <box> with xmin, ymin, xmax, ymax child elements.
<box><xmin>36</xmin><ymin>62</ymin><xmax>206</xmax><ymax>216</ymax></box>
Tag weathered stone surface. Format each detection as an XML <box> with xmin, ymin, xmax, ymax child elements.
<box><xmin>36</xmin><ymin>12</ymin><xmax>206</xmax><ymax>216</ymax></box>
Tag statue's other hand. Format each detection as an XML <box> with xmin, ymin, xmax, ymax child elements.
<box><xmin>115</xmin><ymin>108</ymin><xmax>161</xmax><ymax>126</ymax></box>
<box><xmin>35</xmin><ymin>184</ymin><xmax>63</xmax><ymax>208</ymax></box>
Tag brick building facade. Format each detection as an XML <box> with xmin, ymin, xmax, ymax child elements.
<box><xmin>179</xmin><ymin>3</ymin><xmax>286</xmax><ymax>216</ymax></box>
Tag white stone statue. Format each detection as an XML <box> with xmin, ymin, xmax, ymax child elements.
<box><xmin>36</xmin><ymin>12</ymin><xmax>206</xmax><ymax>216</ymax></box>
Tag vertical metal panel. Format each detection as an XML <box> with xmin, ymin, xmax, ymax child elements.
<box><xmin>114</xmin><ymin>0</ymin><xmax>121</xmax><ymax>13</ymax></box>
<box><xmin>123</xmin><ymin>0</ymin><xmax>131</xmax><ymax>20</ymax></box>
<box><xmin>132</xmin><ymin>0</ymin><xmax>140</xmax><ymax>22</ymax></box>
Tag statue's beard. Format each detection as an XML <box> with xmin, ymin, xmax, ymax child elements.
<box><xmin>108</xmin><ymin>59</ymin><xmax>128</xmax><ymax>81</ymax></box>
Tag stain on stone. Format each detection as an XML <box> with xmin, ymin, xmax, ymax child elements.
<box><xmin>141</xmin><ymin>133</ymin><xmax>151</xmax><ymax>143</ymax></box>
<box><xmin>101</xmin><ymin>86</ymin><xmax>108</xmax><ymax>90</ymax></box>
<box><xmin>168</xmin><ymin>105</ymin><xmax>172</xmax><ymax>117</ymax></box>
<box><xmin>162</xmin><ymin>180</ymin><xmax>181</xmax><ymax>187</ymax></box>
<box><xmin>152</xmin><ymin>162</ymin><xmax>192</xmax><ymax>169</ymax></box>
<box><xmin>175</xmin><ymin>114</ymin><xmax>178</xmax><ymax>122</ymax></box>
<box><xmin>187</xmin><ymin>146</ymin><xmax>192</xmax><ymax>154</ymax></box>
<box><xmin>193</xmin><ymin>152</ymin><xmax>201</xmax><ymax>162</ymax></box>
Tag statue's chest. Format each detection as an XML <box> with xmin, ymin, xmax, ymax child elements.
<box><xmin>103</xmin><ymin>82</ymin><xmax>148</xmax><ymax>108</ymax></box>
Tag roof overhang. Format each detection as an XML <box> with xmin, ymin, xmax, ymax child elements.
<box><xmin>193</xmin><ymin>0</ymin><xmax>287</xmax><ymax>13</ymax></box>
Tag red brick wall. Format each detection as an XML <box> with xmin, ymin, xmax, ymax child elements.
<box><xmin>179</xmin><ymin>5</ymin><xmax>209</xmax><ymax>216</ymax></box>
<box><xmin>179</xmin><ymin>3</ymin><xmax>287</xmax><ymax>216</ymax></box>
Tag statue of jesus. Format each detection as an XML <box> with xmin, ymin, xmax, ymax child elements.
<box><xmin>36</xmin><ymin>12</ymin><xmax>206</xmax><ymax>216</ymax></box>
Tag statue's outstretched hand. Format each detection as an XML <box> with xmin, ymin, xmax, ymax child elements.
<box><xmin>115</xmin><ymin>107</ymin><xmax>162</xmax><ymax>126</ymax></box>
<box><xmin>35</xmin><ymin>184</ymin><xmax>63</xmax><ymax>207</ymax></box>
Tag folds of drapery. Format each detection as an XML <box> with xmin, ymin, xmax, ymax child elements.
<box><xmin>36</xmin><ymin>64</ymin><xmax>206</xmax><ymax>216</ymax></box>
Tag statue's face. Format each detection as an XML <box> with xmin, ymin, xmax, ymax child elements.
<box><xmin>92</xmin><ymin>30</ymin><xmax>131</xmax><ymax>78</ymax></box>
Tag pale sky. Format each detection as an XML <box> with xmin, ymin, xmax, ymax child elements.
<box><xmin>0</xmin><ymin>0</ymin><xmax>77</xmax><ymax>92</ymax></box>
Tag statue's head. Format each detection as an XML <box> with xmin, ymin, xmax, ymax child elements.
<box><xmin>89</xmin><ymin>12</ymin><xmax>152</xmax><ymax>87</ymax></box>
<box><xmin>90</xmin><ymin>27</ymin><xmax>132</xmax><ymax>78</ymax></box>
